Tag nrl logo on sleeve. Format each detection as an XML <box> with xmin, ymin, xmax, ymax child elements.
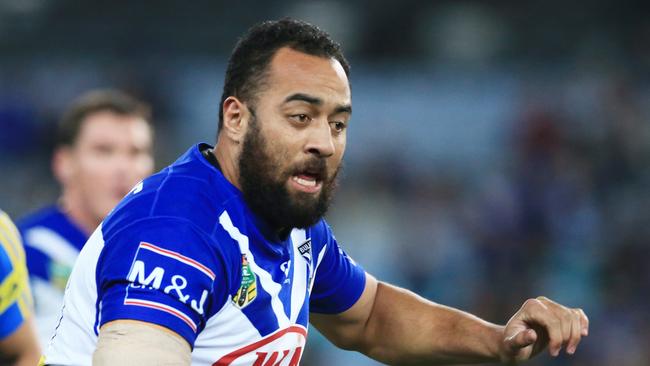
<box><xmin>233</xmin><ymin>254</ymin><xmax>257</xmax><ymax>309</ymax></box>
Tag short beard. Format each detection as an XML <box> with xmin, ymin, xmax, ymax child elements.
<box><xmin>238</xmin><ymin>116</ymin><xmax>339</xmax><ymax>232</ymax></box>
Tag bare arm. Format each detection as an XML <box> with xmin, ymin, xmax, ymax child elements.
<box><xmin>93</xmin><ymin>320</ymin><xmax>191</xmax><ymax>366</ymax></box>
<box><xmin>311</xmin><ymin>273</ymin><xmax>589</xmax><ymax>365</ymax></box>
<box><xmin>0</xmin><ymin>317</ymin><xmax>41</xmax><ymax>366</ymax></box>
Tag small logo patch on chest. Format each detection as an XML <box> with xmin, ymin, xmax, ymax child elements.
<box><xmin>297</xmin><ymin>239</ymin><xmax>311</xmax><ymax>262</ymax></box>
<box><xmin>233</xmin><ymin>254</ymin><xmax>257</xmax><ymax>309</ymax></box>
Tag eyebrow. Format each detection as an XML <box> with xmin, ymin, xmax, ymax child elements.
<box><xmin>283</xmin><ymin>93</ymin><xmax>352</xmax><ymax>115</ymax></box>
<box><xmin>284</xmin><ymin>93</ymin><xmax>321</xmax><ymax>105</ymax></box>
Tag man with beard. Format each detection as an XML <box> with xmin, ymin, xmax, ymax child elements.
<box><xmin>43</xmin><ymin>19</ymin><xmax>588</xmax><ymax>366</ymax></box>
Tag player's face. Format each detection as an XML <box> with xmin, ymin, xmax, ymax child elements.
<box><xmin>63</xmin><ymin>111</ymin><xmax>154</xmax><ymax>224</ymax></box>
<box><xmin>238</xmin><ymin>47</ymin><xmax>351</xmax><ymax>230</ymax></box>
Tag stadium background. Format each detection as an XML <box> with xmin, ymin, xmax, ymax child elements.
<box><xmin>1</xmin><ymin>1</ymin><xmax>649</xmax><ymax>365</ymax></box>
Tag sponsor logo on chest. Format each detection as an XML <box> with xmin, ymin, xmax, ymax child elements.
<box><xmin>212</xmin><ymin>325</ymin><xmax>306</xmax><ymax>366</ymax></box>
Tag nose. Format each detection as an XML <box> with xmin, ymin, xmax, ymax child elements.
<box><xmin>305</xmin><ymin>119</ymin><xmax>335</xmax><ymax>158</ymax></box>
<box><xmin>111</xmin><ymin>155</ymin><xmax>127</xmax><ymax>180</ymax></box>
<box><xmin>114</xmin><ymin>151</ymin><xmax>134</xmax><ymax>179</ymax></box>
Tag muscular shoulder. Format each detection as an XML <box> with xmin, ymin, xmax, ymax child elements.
<box><xmin>104</xmin><ymin>167</ymin><xmax>237</xmax><ymax>239</ymax></box>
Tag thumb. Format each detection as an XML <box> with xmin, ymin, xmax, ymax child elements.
<box><xmin>505</xmin><ymin>328</ymin><xmax>537</xmax><ymax>352</ymax></box>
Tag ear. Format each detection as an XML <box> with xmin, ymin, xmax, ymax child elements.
<box><xmin>52</xmin><ymin>147</ymin><xmax>74</xmax><ymax>185</ymax></box>
<box><xmin>221</xmin><ymin>96</ymin><xmax>250</xmax><ymax>143</ymax></box>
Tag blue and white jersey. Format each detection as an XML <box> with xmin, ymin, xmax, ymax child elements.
<box><xmin>17</xmin><ymin>205</ymin><xmax>87</xmax><ymax>347</ymax></box>
<box><xmin>45</xmin><ymin>144</ymin><xmax>366</xmax><ymax>366</ymax></box>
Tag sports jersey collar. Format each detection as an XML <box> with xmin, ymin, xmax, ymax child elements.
<box><xmin>19</xmin><ymin>205</ymin><xmax>88</xmax><ymax>251</ymax></box>
<box><xmin>53</xmin><ymin>205</ymin><xmax>89</xmax><ymax>244</ymax></box>
<box><xmin>191</xmin><ymin>143</ymin><xmax>242</xmax><ymax>199</ymax></box>
<box><xmin>192</xmin><ymin>143</ymin><xmax>293</xmax><ymax>248</ymax></box>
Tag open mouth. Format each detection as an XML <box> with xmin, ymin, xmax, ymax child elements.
<box><xmin>290</xmin><ymin>171</ymin><xmax>323</xmax><ymax>193</ymax></box>
<box><xmin>293</xmin><ymin>175</ymin><xmax>317</xmax><ymax>187</ymax></box>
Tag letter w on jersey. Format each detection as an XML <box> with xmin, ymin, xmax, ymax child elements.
<box><xmin>124</xmin><ymin>242</ymin><xmax>215</xmax><ymax>332</ymax></box>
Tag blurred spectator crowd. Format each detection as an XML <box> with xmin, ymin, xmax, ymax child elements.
<box><xmin>316</xmin><ymin>75</ymin><xmax>650</xmax><ymax>366</ymax></box>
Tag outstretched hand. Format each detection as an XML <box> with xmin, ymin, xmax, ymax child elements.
<box><xmin>500</xmin><ymin>296</ymin><xmax>589</xmax><ymax>364</ymax></box>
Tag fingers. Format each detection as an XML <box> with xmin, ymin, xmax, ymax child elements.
<box><xmin>505</xmin><ymin>328</ymin><xmax>537</xmax><ymax>351</ymax></box>
<box><xmin>521</xmin><ymin>298</ymin><xmax>562</xmax><ymax>356</ymax></box>
<box><xmin>566</xmin><ymin>309</ymin><xmax>583</xmax><ymax>354</ymax></box>
<box><xmin>526</xmin><ymin>297</ymin><xmax>588</xmax><ymax>357</ymax></box>
<box><xmin>578</xmin><ymin>308</ymin><xmax>589</xmax><ymax>336</ymax></box>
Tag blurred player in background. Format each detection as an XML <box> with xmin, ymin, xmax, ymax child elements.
<box><xmin>0</xmin><ymin>210</ymin><xmax>40</xmax><ymax>365</ymax></box>
<box><xmin>44</xmin><ymin>20</ymin><xmax>587</xmax><ymax>366</ymax></box>
<box><xmin>17</xmin><ymin>90</ymin><xmax>154</xmax><ymax>347</ymax></box>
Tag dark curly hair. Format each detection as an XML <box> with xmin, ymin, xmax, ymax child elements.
<box><xmin>218</xmin><ymin>18</ymin><xmax>350</xmax><ymax>132</ymax></box>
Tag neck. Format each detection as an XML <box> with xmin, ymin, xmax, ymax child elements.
<box><xmin>214</xmin><ymin>139</ymin><xmax>242</xmax><ymax>190</ymax></box>
<box><xmin>58</xmin><ymin>192</ymin><xmax>98</xmax><ymax>235</ymax></box>
<box><xmin>251</xmin><ymin>211</ymin><xmax>292</xmax><ymax>243</ymax></box>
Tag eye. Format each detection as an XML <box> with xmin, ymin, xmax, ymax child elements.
<box><xmin>290</xmin><ymin>114</ymin><xmax>311</xmax><ymax>124</ymax></box>
<box><xmin>94</xmin><ymin>144</ymin><xmax>114</xmax><ymax>156</ymax></box>
<box><xmin>130</xmin><ymin>147</ymin><xmax>149</xmax><ymax>157</ymax></box>
<box><xmin>331</xmin><ymin>121</ymin><xmax>347</xmax><ymax>133</ymax></box>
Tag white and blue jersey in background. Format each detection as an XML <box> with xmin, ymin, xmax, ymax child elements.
<box><xmin>18</xmin><ymin>205</ymin><xmax>87</xmax><ymax>347</ymax></box>
<box><xmin>45</xmin><ymin>143</ymin><xmax>366</xmax><ymax>366</ymax></box>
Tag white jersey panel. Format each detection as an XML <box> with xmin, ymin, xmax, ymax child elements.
<box><xmin>45</xmin><ymin>226</ymin><xmax>104</xmax><ymax>365</ymax></box>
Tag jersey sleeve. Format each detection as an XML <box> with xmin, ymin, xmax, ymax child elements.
<box><xmin>0</xmin><ymin>211</ymin><xmax>32</xmax><ymax>339</ymax></box>
<box><xmin>309</xmin><ymin>221</ymin><xmax>366</xmax><ymax>314</ymax></box>
<box><xmin>96</xmin><ymin>217</ymin><xmax>237</xmax><ymax>346</ymax></box>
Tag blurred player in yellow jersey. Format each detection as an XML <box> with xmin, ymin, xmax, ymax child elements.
<box><xmin>0</xmin><ymin>210</ymin><xmax>40</xmax><ymax>365</ymax></box>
